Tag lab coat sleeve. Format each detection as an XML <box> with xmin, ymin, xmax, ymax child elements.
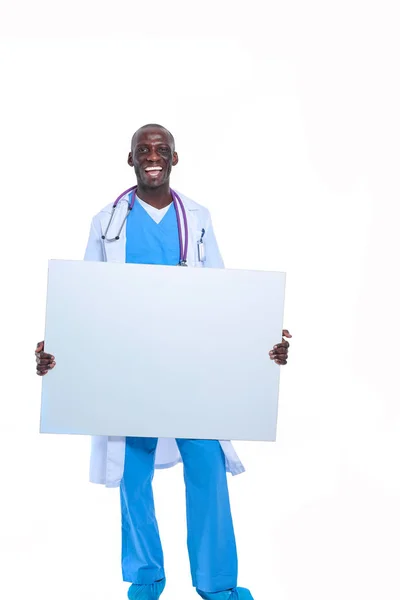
<box><xmin>83</xmin><ymin>215</ymin><xmax>104</xmax><ymax>262</ymax></box>
<box><xmin>204</xmin><ymin>210</ymin><xmax>225</xmax><ymax>269</ymax></box>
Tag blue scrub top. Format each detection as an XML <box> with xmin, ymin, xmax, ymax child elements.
<box><xmin>125</xmin><ymin>196</ymin><xmax>180</xmax><ymax>266</ymax></box>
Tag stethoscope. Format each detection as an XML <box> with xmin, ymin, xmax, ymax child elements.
<box><xmin>102</xmin><ymin>186</ymin><xmax>190</xmax><ymax>266</ymax></box>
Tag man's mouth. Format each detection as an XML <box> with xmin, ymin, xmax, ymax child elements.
<box><xmin>144</xmin><ymin>166</ymin><xmax>163</xmax><ymax>178</ymax></box>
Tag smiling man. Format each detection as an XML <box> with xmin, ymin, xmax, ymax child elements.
<box><xmin>130</xmin><ymin>125</ymin><xmax>177</xmax><ymax>197</ymax></box>
<box><xmin>35</xmin><ymin>124</ymin><xmax>291</xmax><ymax>600</ymax></box>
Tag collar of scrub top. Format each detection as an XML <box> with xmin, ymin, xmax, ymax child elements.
<box><xmin>101</xmin><ymin>185</ymin><xmax>189</xmax><ymax>266</ymax></box>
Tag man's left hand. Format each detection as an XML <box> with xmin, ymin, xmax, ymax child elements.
<box><xmin>269</xmin><ymin>329</ymin><xmax>292</xmax><ymax>365</ymax></box>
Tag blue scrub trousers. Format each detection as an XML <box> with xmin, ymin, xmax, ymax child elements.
<box><xmin>121</xmin><ymin>200</ymin><xmax>253</xmax><ymax>598</ymax></box>
<box><xmin>120</xmin><ymin>437</ymin><xmax>243</xmax><ymax>597</ymax></box>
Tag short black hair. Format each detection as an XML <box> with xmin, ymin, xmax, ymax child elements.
<box><xmin>131</xmin><ymin>124</ymin><xmax>175</xmax><ymax>151</ymax></box>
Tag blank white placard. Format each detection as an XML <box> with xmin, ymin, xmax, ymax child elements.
<box><xmin>40</xmin><ymin>260</ymin><xmax>286</xmax><ymax>441</ymax></box>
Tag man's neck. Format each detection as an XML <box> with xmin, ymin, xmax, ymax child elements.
<box><xmin>136</xmin><ymin>183</ymin><xmax>172</xmax><ymax>210</ymax></box>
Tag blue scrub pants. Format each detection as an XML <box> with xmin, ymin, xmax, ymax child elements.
<box><xmin>120</xmin><ymin>437</ymin><xmax>252</xmax><ymax>599</ymax></box>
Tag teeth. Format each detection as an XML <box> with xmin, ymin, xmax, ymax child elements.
<box><xmin>145</xmin><ymin>167</ymin><xmax>162</xmax><ymax>171</ymax></box>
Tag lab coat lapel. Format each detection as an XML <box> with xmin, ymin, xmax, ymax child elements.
<box><xmin>100</xmin><ymin>199</ymin><xmax>129</xmax><ymax>263</ymax></box>
<box><xmin>179</xmin><ymin>196</ymin><xmax>200</xmax><ymax>267</ymax></box>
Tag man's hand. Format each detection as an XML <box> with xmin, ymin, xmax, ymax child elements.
<box><xmin>35</xmin><ymin>341</ymin><xmax>56</xmax><ymax>376</ymax></box>
<box><xmin>269</xmin><ymin>329</ymin><xmax>292</xmax><ymax>365</ymax></box>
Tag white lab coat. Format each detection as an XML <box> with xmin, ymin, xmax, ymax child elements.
<box><xmin>84</xmin><ymin>190</ymin><xmax>245</xmax><ymax>487</ymax></box>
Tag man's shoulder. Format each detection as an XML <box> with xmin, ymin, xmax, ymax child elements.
<box><xmin>176</xmin><ymin>191</ymin><xmax>210</xmax><ymax>215</ymax></box>
<box><xmin>97</xmin><ymin>202</ymin><xmax>114</xmax><ymax>214</ymax></box>
<box><xmin>92</xmin><ymin>201</ymin><xmax>117</xmax><ymax>222</ymax></box>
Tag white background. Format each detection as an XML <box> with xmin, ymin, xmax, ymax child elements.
<box><xmin>0</xmin><ymin>2</ymin><xmax>399</xmax><ymax>599</ymax></box>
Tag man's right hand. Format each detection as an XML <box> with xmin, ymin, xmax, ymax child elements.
<box><xmin>36</xmin><ymin>341</ymin><xmax>56</xmax><ymax>376</ymax></box>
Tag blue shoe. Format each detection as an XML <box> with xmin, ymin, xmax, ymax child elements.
<box><xmin>196</xmin><ymin>587</ymin><xmax>254</xmax><ymax>600</ymax></box>
<box><xmin>127</xmin><ymin>578</ymin><xmax>166</xmax><ymax>599</ymax></box>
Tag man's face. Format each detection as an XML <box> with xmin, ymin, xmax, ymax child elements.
<box><xmin>129</xmin><ymin>127</ymin><xmax>178</xmax><ymax>189</ymax></box>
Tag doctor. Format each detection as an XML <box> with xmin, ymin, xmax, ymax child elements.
<box><xmin>35</xmin><ymin>124</ymin><xmax>291</xmax><ymax>600</ymax></box>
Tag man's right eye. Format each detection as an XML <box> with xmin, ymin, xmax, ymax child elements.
<box><xmin>137</xmin><ymin>147</ymin><xmax>148</xmax><ymax>153</ymax></box>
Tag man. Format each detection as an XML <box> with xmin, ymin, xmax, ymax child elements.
<box><xmin>35</xmin><ymin>124</ymin><xmax>291</xmax><ymax>600</ymax></box>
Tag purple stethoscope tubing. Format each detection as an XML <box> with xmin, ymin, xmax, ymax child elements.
<box><xmin>102</xmin><ymin>185</ymin><xmax>189</xmax><ymax>265</ymax></box>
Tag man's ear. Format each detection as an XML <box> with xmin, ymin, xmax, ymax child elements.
<box><xmin>127</xmin><ymin>151</ymin><xmax>134</xmax><ymax>167</ymax></box>
<box><xmin>172</xmin><ymin>152</ymin><xmax>179</xmax><ymax>167</ymax></box>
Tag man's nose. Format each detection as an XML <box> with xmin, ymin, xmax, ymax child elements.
<box><xmin>147</xmin><ymin>148</ymin><xmax>159</xmax><ymax>161</ymax></box>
